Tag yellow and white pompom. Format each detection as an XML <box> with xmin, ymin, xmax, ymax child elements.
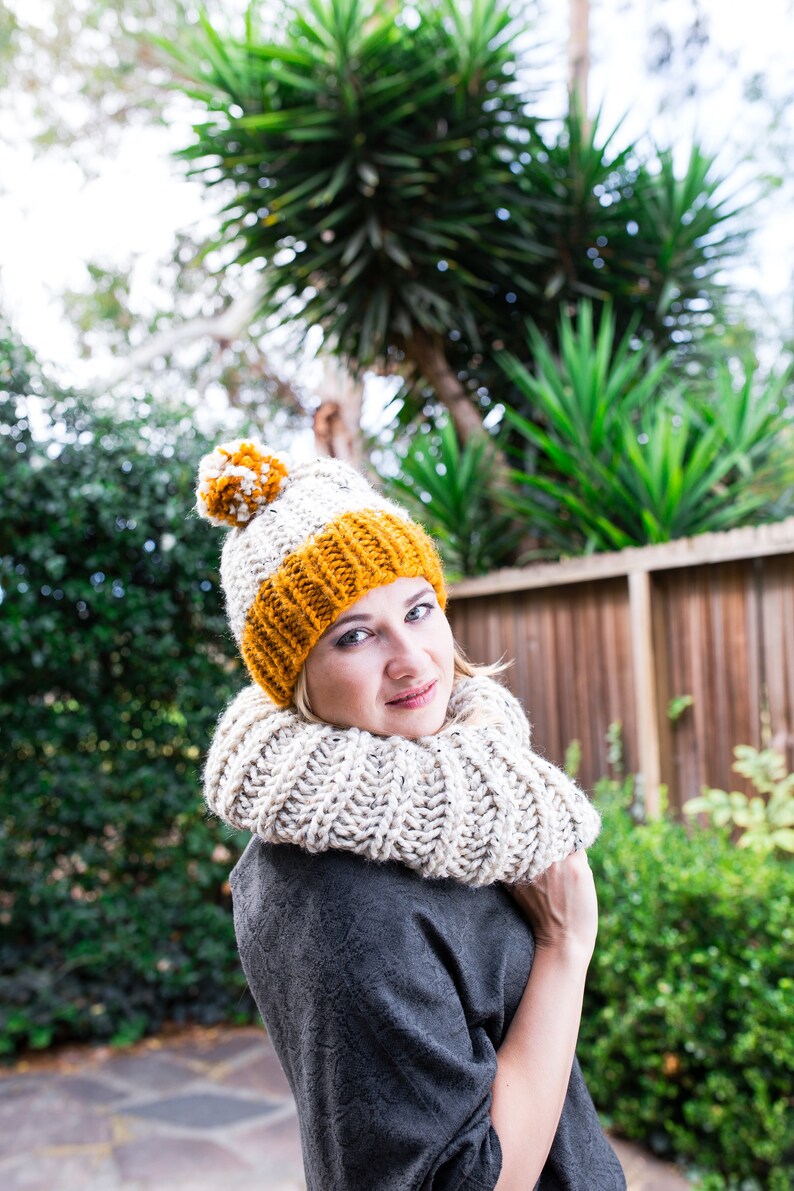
<box><xmin>196</xmin><ymin>440</ymin><xmax>288</xmax><ymax>528</ymax></box>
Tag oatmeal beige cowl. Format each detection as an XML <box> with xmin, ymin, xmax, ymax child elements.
<box><xmin>203</xmin><ymin>674</ymin><xmax>601</xmax><ymax>887</ymax></box>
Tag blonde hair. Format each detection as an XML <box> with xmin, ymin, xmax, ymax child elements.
<box><xmin>292</xmin><ymin>644</ymin><xmax>510</xmax><ymax>729</ymax></box>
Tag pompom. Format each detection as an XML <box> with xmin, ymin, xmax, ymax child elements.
<box><xmin>196</xmin><ymin>441</ymin><xmax>288</xmax><ymax>528</ymax></box>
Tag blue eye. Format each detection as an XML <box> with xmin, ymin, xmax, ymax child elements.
<box><xmin>335</xmin><ymin>628</ymin><xmax>369</xmax><ymax>647</ymax></box>
<box><xmin>333</xmin><ymin>600</ymin><xmax>434</xmax><ymax>646</ymax></box>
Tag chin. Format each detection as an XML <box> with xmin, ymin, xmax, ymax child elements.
<box><xmin>383</xmin><ymin>709</ymin><xmax>447</xmax><ymax>739</ymax></box>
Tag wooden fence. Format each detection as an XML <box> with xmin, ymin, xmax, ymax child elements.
<box><xmin>447</xmin><ymin>518</ymin><xmax>794</xmax><ymax>814</ymax></box>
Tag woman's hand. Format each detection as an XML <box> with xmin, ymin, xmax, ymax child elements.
<box><xmin>508</xmin><ymin>850</ymin><xmax>598</xmax><ymax>961</ymax></box>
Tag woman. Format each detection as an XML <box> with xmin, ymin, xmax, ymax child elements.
<box><xmin>197</xmin><ymin>440</ymin><xmax>625</xmax><ymax>1191</ymax></box>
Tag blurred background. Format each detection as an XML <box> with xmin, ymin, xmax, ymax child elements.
<box><xmin>1</xmin><ymin>3</ymin><xmax>792</xmax><ymax>1188</ymax></box>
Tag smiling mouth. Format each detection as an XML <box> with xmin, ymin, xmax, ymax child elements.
<box><xmin>386</xmin><ymin>680</ymin><xmax>437</xmax><ymax>710</ymax></box>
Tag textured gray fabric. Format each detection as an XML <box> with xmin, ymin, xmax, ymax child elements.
<box><xmin>231</xmin><ymin>839</ymin><xmax>626</xmax><ymax>1191</ymax></box>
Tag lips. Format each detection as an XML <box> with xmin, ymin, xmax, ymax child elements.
<box><xmin>386</xmin><ymin>680</ymin><xmax>437</xmax><ymax>710</ymax></box>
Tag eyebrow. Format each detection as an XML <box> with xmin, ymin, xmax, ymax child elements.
<box><xmin>324</xmin><ymin>586</ymin><xmax>435</xmax><ymax>636</ymax></box>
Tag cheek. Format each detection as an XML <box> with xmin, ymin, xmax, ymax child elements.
<box><xmin>305</xmin><ymin>651</ymin><xmax>381</xmax><ymax>731</ymax></box>
<box><xmin>306</xmin><ymin>650</ymin><xmax>375</xmax><ymax>705</ymax></box>
<box><xmin>333</xmin><ymin>662</ymin><xmax>372</xmax><ymax>704</ymax></box>
<box><xmin>303</xmin><ymin>653</ymin><xmax>330</xmax><ymax>705</ymax></box>
<box><xmin>434</xmin><ymin>618</ymin><xmax>455</xmax><ymax>672</ymax></box>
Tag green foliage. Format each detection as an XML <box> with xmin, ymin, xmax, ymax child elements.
<box><xmin>667</xmin><ymin>694</ymin><xmax>694</xmax><ymax>723</ymax></box>
<box><xmin>157</xmin><ymin>0</ymin><xmax>747</xmax><ymax>431</ymax></box>
<box><xmin>159</xmin><ymin>0</ymin><xmax>541</xmax><ymax>366</ymax></box>
<box><xmin>0</xmin><ymin>325</ymin><xmax>252</xmax><ymax>1055</ymax></box>
<box><xmin>0</xmin><ymin>0</ymin><xmax>191</xmax><ymax>153</ymax></box>
<box><xmin>684</xmin><ymin>745</ymin><xmax>794</xmax><ymax>855</ymax></box>
<box><xmin>500</xmin><ymin>302</ymin><xmax>794</xmax><ymax>554</ymax></box>
<box><xmin>563</xmin><ymin>738</ymin><xmax>582</xmax><ymax>779</ymax></box>
<box><xmin>63</xmin><ymin>262</ymin><xmax>136</xmax><ymax>351</ymax></box>
<box><xmin>380</xmin><ymin>415</ymin><xmax>519</xmax><ymax>578</ymax></box>
<box><xmin>518</xmin><ymin>108</ymin><xmax>748</xmax><ymax>357</ymax></box>
<box><xmin>584</xmin><ymin>787</ymin><xmax>794</xmax><ymax>1188</ymax></box>
<box><xmin>604</xmin><ymin>720</ymin><xmax>625</xmax><ymax>774</ymax></box>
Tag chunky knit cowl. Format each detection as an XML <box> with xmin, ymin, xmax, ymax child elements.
<box><xmin>203</xmin><ymin>675</ymin><xmax>601</xmax><ymax>887</ymax></box>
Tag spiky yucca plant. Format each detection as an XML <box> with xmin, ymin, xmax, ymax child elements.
<box><xmin>158</xmin><ymin>0</ymin><xmax>543</xmax><ymax>442</ymax></box>
<box><xmin>500</xmin><ymin>303</ymin><xmax>794</xmax><ymax>553</ymax></box>
<box><xmin>158</xmin><ymin>1</ymin><xmax>747</xmax><ymax>442</ymax></box>
<box><xmin>517</xmin><ymin>107</ymin><xmax>748</xmax><ymax>356</ymax></box>
<box><xmin>380</xmin><ymin>415</ymin><xmax>520</xmax><ymax>578</ymax></box>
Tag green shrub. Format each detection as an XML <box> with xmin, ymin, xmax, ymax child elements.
<box><xmin>684</xmin><ymin>744</ymin><xmax>794</xmax><ymax>856</ymax></box>
<box><xmin>0</xmin><ymin>334</ymin><xmax>253</xmax><ymax>1054</ymax></box>
<box><xmin>583</xmin><ymin>785</ymin><xmax>794</xmax><ymax>1189</ymax></box>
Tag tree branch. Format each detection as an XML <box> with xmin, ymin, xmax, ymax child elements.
<box><xmin>98</xmin><ymin>287</ymin><xmax>265</xmax><ymax>388</ymax></box>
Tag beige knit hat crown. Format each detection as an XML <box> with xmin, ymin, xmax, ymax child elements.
<box><xmin>196</xmin><ymin>440</ymin><xmax>446</xmax><ymax>706</ymax></box>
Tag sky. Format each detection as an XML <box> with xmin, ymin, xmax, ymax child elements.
<box><xmin>584</xmin><ymin>0</ymin><xmax>793</xmax><ymax>305</ymax></box>
<box><xmin>0</xmin><ymin>0</ymin><xmax>792</xmax><ymax>389</ymax></box>
<box><xmin>0</xmin><ymin>97</ymin><xmax>208</xmax><ymax>382</ymax></box>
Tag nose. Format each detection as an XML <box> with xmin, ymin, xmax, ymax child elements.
<box><xmin>384</xmin><ymin>627</ymin><xmax>426</xmax><ymax>680</ymax></box>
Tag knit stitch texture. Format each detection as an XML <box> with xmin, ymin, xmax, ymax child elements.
<box><xmin>204</xmin><ymin>675</ymin><xmax>601</xmax><ymax>887</ymax></box>
<box><xmin>196</xmin><ymin>442</ymin><xmax>446</xmax><ymax>706</ymax></box>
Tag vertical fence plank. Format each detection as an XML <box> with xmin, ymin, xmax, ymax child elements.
<box><xmin>745</xmin><ymin>558</ymin><xmax>763</xmax><ymax>750</ymax></box>
<box><xmin>533</xmin><ymin>591</ymin><xmax>560</xmax><ymax>757</ymax></box>
<box><xmin>780</xmin><ymin>559</ymin><xmax>794</xmax><ymax>767</ymax></box>
<box><xmin>761</xmin><ymin>556</ymin><xmax>794</xmax><ymax>767</ymax></box>
<box><xmin>651</xmin><ymin>571</ymin><xmax>675</xmax><ymax>806</ymax></box>
<box><xmin>628</xmin><ymin>571</ymin><xmax>662</xmax><ymax>817</ymax></box>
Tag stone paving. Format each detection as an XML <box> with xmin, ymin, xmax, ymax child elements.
<box><xmin>0</xmin><ymin>1025</ymin><xmax>691</xmax><ymax>1191</ymax></box>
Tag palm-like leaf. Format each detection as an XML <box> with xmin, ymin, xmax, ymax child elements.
<box><xmin>514</xmin><ymin>106</ymin><xmax>748</xmax><ymax>356</ymax></box>
<box><xmin>157</xmin><ymin>0</ymin><xmax>544</xmax><ymax>368</ymax></box>
<box><xmin>381</xmin><ymin>416</ymin><xmax>520</xmax><ymax>578</ymax></box>
<box><xmin>156</xmin><ymin>3</ymin><xmax>751</xmax><ymax>441</ymax></box>
<box><xmin>500</xmin><ymin>303</ymin><xmax>794</xmax><ymax>553</ymax></box>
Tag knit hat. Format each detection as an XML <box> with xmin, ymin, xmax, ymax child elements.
<box><xmin>196</xmin><ymin>440</ymin><xmax>446</xmax><ymax>706</ymax></box>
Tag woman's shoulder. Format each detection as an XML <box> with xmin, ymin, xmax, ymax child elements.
<box><xmin>231</xmin><ymin>836</ymin><xmax>522</xmax><ymax>955</ymax></box>
<box><xmin>232</xmin><ymin>839</ymin><xmax>534</xmax><ymax>1055</ymax></box>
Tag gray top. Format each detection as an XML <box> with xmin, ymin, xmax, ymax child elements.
<box><xmin>231</xmin><ymin>838</ymin><xmax>626</xmax><ymax>1191</ymax></box>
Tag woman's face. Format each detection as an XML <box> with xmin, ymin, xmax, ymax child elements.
<box><xmin>303</xmin><ymin>577</ymin><xmax>455</xmax><ymax>738</ymax></box>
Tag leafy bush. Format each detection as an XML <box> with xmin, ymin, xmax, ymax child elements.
<box><xmin>499</xmin><ymin>302</ymin><xmax>794</xmax><ymax>555</ymax></box>
<box><xmin>684</xmin><ymin>745</ymin><xmax>794</xmax><ymax>855</ymax></box>
<box><xmin>0</xmin><ymin>334</ymin><xmax>253</xmax><ymax>1054</ymax></box>
<box><xmin>583</xmin><ymin>785</ymin><xmax>794</xmax><ymax>1189</ymax></box>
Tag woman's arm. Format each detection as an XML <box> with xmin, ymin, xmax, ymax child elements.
<box><xmin>491</xmin><ymin>850</ymin><xmax>598</xmax><ymax>1190</ymax></box>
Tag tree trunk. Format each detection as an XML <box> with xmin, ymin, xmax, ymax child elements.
<box><xmin>403</xmin><ymin>327</ymin><xmax>538</xmax><ymax>561</ymax></box>
<box><xmin>568</xmin><ymin>0</ymin><xmax>590</xmax><ymax>122</ymax></box>
<box><xmin>312</xmin><ymin>358</ymin><xmax>365</xmax><ymax>466</ymax></box>
<box><xmin>404</xmin><ymin>327</ymin><xmax>488</xmax><ymax>446</ymax></box>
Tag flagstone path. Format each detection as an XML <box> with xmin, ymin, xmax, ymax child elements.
<box><xmin>0</xmin><ymin>1025</ymin><xmax>691</xmax><ymax>1190</ymax></box>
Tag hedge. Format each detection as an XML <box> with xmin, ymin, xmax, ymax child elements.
<box><xmin>0</xmin><ymin>337</ymin><xmax>253</xmax><ymax>1052</ymax></box>
<box><xmin>582</xmin><ymin>785</ymin><xmax>794</xmax><ymax>1190</ymax></box>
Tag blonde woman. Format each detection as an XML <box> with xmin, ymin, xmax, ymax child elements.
<box><xmin>198</xmin><ymin>442</ymin><xmax>625</xmax><ymax>1191</ymax></box>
